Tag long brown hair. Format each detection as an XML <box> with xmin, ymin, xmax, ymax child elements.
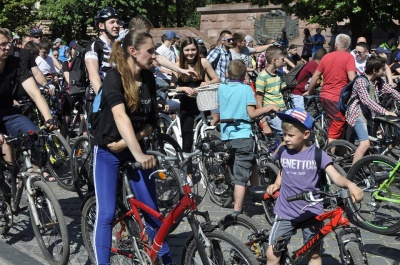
<box><xmin>178</xmin><ymin>37</ymin><xmax>205</xmax><ymax>83</ymax></box>
<box><xmin>110</xmin><ymin>30</ymin><xmax>153</xmax><ymax>112</ymax></box>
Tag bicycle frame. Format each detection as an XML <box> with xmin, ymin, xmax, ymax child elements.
<box><xmin>112</xmin><ymin>151</ymin><xmax>212</xmax><ymax>263</ymax></box>
<box><xmin>372</xmin><ymin>161</ymin><xmax>400</xmax><ymax>204</ymax></box>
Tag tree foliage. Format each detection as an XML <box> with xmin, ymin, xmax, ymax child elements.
<box><xmin>0</xmin><ymin>0</ymin><xmax>37</xmax><ymax>32</ymax></box>
<box><xmin>249</xmin><ymin>0</ymin><xmax>400</xmax><ymax>41</ymax></box>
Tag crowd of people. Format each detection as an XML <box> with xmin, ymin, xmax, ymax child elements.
<box><xmin>2</xmin><ymin>6</ymin><xmax>400</xmax><ymax>264</ymax></box>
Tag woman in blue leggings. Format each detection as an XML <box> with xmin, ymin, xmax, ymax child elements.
<box><xmin>91</xmin><ymin>30</ymin><xmax>172</xmax><ymax>265</ymax></box>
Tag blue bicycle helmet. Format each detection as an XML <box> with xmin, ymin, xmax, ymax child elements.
<box><xmin>94</xmin><ymin>7</ymin><xmax>120</xmax><ymax>26</ymax></box>
<box><xmin>29</xmin><ymin>27</ymin><xmax>43</xmax><ymax>37</ymax></box>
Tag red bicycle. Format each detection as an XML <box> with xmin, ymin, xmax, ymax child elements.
<box><xmin>219</xmin><ymin>188</ymin><xmax>368</xmax><ymax>265</ymax></box>
<box><xmin>80</xmin><ymin>148</ymin><xmax>258</xmax><ymax>265</ymax></box>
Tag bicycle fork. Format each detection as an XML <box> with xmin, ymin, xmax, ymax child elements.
<box><xmin>187</xmin><ymin>212</ymin><xmax>214</xmax><ymax>265</ymax></box>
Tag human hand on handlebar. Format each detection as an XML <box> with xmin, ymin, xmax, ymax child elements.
<box><xmin>134</xmin><ymin>153</ymin><xmax>156</xmax><ymax>170</ymax></box>
<box><xmin>385</xmin><ymin>110</ymin><xmax>397</xmax><ymax>117</ymax></box>
<box><xmin>45</xmin><ymin>119</ymin><xmax>58</xmax><ymax>131</ymax></box>
<box><xmin>267</xmin><ymin>184</ymin><xmax>280</xmax><ymax>196</ymax></box>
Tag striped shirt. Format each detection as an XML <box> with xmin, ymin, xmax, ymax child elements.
<box><xmin>84</xmin><ymin>35</ymin><xmax>112</xmax><ymax>80</ymax></box>
<box><xmin>207</xmin><ymin>46</ymin><xmax>232</xmax><ymax>83</ymax></box>
<box><xmin>256</xmin><ymin>70</ymin><xmax>286</xmax><ymax>108</ymax></box>
<box><xmin>346</xmin><ymin>77</ymin><xmax>400</xmax><ymax>126</ymax></box>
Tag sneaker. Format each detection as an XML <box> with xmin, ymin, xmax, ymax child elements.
<box><xmin>187</xmin><ymin>176</ymin><xmax>193</xmax><ymax>187</ymax></box>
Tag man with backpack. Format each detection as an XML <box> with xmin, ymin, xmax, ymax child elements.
<box><xmin>207</xmin><ymin>30</ymin><xmax>233</xmax><ymax>83</ymax></box>
<box><xmin>306</xmin><ymin>34</ymin><xmax>356</xmax><ymax>143</ymax></box>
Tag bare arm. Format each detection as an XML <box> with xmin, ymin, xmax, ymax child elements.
<box><xmin>252</xmin><ymin>44</ymin><xmax>272</xmax><ymax>54</ymax></box>
<box><xmin>31</xmin><ymin>66</ymin><xmax>48</xmax><ymax>87</ymax></box>
<box><xmin>347</xmin><ymin>71</ymin><xmax>356</xmax><ymax>82</ymax></box>
<box><xmin>284</xmin><ymin>58</ymin><xmax>295</xmax><ymax>69</ymax></box>
<box><xmin>155</xmin><ymin>54</ymin><xmax>197</xmax><ymax>77</ymax></box>
<box><xmin>305</xmin><ymin>70</ymin><xmax>322</xmax><ymax>95</ymax></box>
<box><xmin>247</xmin><ymin>104</ymin><xmax>280</xmax><ymax>119</ymax></box>
<box><xmin>85</xmin><ymin>58</ymin><xmax>102</xmax><ymax>94</ymax></box>
<box><xmin>111</xmin><ymin>103</ymin><xmax>155</xmax><ymax>169</ymax></box>
<box><xmin>385</xmin><ymin>64</ymin><xmax>396</xmax><ymax>87</ymax></box>
<box><xmin>256</xmin><ymin>92</ymin><xmax>264</xmax><ymax>109</ymax></box>
<box><xmin>22</xmin><ymin>77</ymin><xmax>53</xmax><ymax>122</ymax></box>
<box><xmin>201</xmin><ymin>58</ymin><xmax>220</xmax><ymax>86</ymax></box>
<box><xmin>106</xmin><ymin>124</ymin><xmax>153</xmax><ymax>153</ymax></box>
<box><xmin>325</xmin><ymin>164</ymin><xmax>363</xmax><ymax>202</ymax></box>
<box><xmin>51</xmin><ymin>55</ymin><xmax>62</xmax><ymax>71</ymax></box>
<box><xmin>267</xmin><ymin>169</ymin><xmax>282</xmax><ymax>195</ymax></box>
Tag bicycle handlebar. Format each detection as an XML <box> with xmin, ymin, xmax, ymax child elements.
<box><xmin>220</xmin><ymin>112</ymin><xmax>276</xmax><ymax>125</ymax></box>
<box><xmin>286</xmin><ymin>189</ymin><xmax>357</xmax><ymax>214</ymax></box>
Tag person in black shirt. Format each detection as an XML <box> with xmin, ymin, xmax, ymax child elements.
<box><xmin>91</xmin><ymin>30</ymin><xmax>173</xmax><ymax>265</ymax></box>
<box><xmin>0</xmin><ymin>28</ymin><xmax>56</xmax><ymax>165</ymax></box>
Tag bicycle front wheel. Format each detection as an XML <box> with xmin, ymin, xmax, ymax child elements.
<box><xmin>46</xmin><ymin>131</ymin><xmax>74</xmax><ymax>191</ymax></box>
<box><xmin>259</xmin><ymin>162</ymin><xmax>279</xmax><ymax>225</ymax></box>
<box><xmin>29</xmin><ymin>181</ymin><xmax>70</xmax><ymax>265</ymax></box>
<box><xmin>324</xmin><ymin>139</ymin><xmax>356</xmax><ymax>174</ymax></box>
<box><xmin>182</xmin><ymin>229</ymin><xmax>259</xmax><ymax>265</ymax></box>
<box><xmin>71</xmin><ymin>136</ymin><xmax>93</xmax><ymax>200</ymax></box>
<box><xmin>347</xmin><ymin>154</ymin><xmax>400</xmax><ymax>235</ymax></box>
<box><xmin>218</xmin><ymin>213</ymin><xmax>267</xmax><ymax>262</ymax></box>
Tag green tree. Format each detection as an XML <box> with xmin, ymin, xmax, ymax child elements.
<box><xmin>250</xmin><ymin>0</ymin><xmax>400</xmax><ymax>43</ymax></box>
<box><xmin>38</xmin><ymin>0</ymin><xmax>159</xmax><ymax>41</ymax></box>
<box><xmin>0</xmin><ymin>0</ymin><xmax>38</xmax><ymax>32</ymax></box>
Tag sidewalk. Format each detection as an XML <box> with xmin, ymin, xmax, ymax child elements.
<box><xmin>0</xmin><ymin>240</ymin><xmax>44</xmax><ymax>265</ymax></box>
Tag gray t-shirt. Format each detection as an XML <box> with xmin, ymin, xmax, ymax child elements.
<box><xmin>273</xmin><ymin>145</ymin><xmax>332</xmax><ymax>221</ymax></box>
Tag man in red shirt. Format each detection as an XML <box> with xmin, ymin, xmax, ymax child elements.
<box><xmin>291</xmin><ymin>48</ymin><xmax>327</xmax><ymax>109</ymax></box>
<box><xmin>306</xmin><ymin>34</ymin><xmax>357</xmax><ymax>142</ymax></box>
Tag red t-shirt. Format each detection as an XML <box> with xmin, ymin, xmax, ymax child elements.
<box><xmin>317</xmin><ymin>51</ymin><xmax>356</xmax><ymax>101</ymax></box>
<box><xmin>292</xmin><ymin>60</ymin><xmax>318</xmax><ymax>95</ymax></box>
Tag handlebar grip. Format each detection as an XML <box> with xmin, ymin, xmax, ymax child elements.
<box><xmin>209</xmin><ymin>139</ymin><xmax>223</xmax><ymax>148</ymax></box>
<box><xmin>286</xmin><ymin>192</ymin><xmax>305</xmax><ymax>202</ymax></box>
<box><xmin>130</xmin><ymin>162</ymin><xmax>143</xmax><ymax>170</ymax></box>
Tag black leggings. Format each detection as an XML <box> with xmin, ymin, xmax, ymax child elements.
<box><xmin>180</xmin><ymin>98</ymin><xmax>199</xmax><ymax>173</ymax></box>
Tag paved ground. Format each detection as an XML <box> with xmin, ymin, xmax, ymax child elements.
<box><xmin>0</xmin><ymin>179</ymin><xmax>399</xmax><ymax>265</ymax></box>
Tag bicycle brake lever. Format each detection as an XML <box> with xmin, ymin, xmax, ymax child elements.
<box><xmin>148</xmin><ymin>169</ymin><xmax>167</xmax><ymax>180</ymax></box>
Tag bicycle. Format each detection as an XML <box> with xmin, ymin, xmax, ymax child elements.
<box><xmin>80</xmin><ymin>149</ymin><xmax>258</xmax><ymax>264</ymax></box>
<box><xmin>0</xmin><ymin>130</ymin><xmax>70</xmax><ymax>265</ymax></box>
<box><xmin>219</xmin><ymin>188</ymin><xmax>369</xmax><ymax>265</ymax></box>
<box><xmin>18</xmin><ymin>97</ymin><xmax>73</xmax><ymax>191</ymax></box>
<box><xmin>345</xmin><ymin>154</ymin><xmax>400</xmax><ymax>235</ymax></box>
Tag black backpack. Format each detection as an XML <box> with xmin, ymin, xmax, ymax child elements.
<box><xmin>209</xmin><ymin>49</ymin><xmax>221</xmax><ymax>70</ymax></box>
<box><xmin>69</xmin><ymin>40</ymin><xmax>89</xmax><ymax>96</ymax></box>
<box><xmin>281</xmin><ymin>62</ymin><xmax>307</xmax><ymax>89</ymax></box>
<box><xmin>338</xmin><ymin>75</ymin><xmax>368</xmax><ymax>115</ymax></box>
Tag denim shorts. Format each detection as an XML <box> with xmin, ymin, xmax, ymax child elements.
<box><xmin>290</xmin><ymin>94</ymin><xmax>305</xmax><ymax>109</ymax></box>
<box><xmin>354</xmin><ymin>113</ymin><xmax>369</xmax><ymax>141</ymax></box>
<box><xmin>269</xmin><ymin>215</ymin><xmax>323</xmax><ymax>253</ymax></box>
<box><xmin>225</xmin><ymin>137</ymin><xmax>255</xmax><ymax>186</ymax></box>
<box><xmin>267</xmin><ymin>115</ymin><xmax>283</xmax><ymax>135</ymax></box>
<box><xmin>0</xmin><ymin>113</ymin><xmax>38</xmax><ymax>136</ymax></box>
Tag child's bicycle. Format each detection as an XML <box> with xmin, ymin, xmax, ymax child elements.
<box><xmin>219</xmin><ymin>188</ymin><xmax>368</xmax><ymax>265</ymax></box>
<box><xmin>80</xmin><ymin>149</ymin><xmax>258</xmax><ymax>264</ymax></box>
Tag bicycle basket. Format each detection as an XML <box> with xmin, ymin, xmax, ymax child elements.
<box><xmin>195</xmin><ymin>84</ymin><xmax>220</xmax><ymax>111</ymax></box>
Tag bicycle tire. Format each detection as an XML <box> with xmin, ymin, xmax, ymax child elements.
<box><xmin>259</xmin><ymin>162</ymin><xmax>279</xmax><ymax>225</ymax></box>
<box><xmin>312</xmin><ymin>121</ymin><xmax>328</xmax><ymax>149</ymax></box>
<box><xmin>181</xmin><ymin>229</ymin><xmax>259</xmax><ymax>265</ymax></box>
<box><xmin>46</xmin><ymin>131</ymin><xmax>74</xmax><ymax>191</ymax></box>
<box><xmin>81</xmin><ymin>196</ymin><xmax>144</xmax><ymax>265</ymax></box>
<box><xmin>71</xmin><ymin>136</ymin><xmax>93</xmax><ymax>200</ymax></box>
<box><xmin>346</xmin><ymin>154</ymin><xmax>400</xmax><ymax>235</ymax></box>
<box><xmin>346</xmin><ymin>243</ymin><xmax>367</xmax><ymax>265</ymax></box>
<box><xmin>218</xmin><ymin>213</ymin><xmax>268</xmax><ymax>263</ymax></box>
<box><xmin>29</xmin><ymin>180</ymin><xmax>70</xmax><ymax>265</ymax></box>
<box><xmin>324</xmin><ymin>139</ymin><xmax>356</xmax><ymax>174</ymax></box>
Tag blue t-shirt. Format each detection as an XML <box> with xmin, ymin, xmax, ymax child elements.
<box><xmin>273</xmin><ymin>145</ymin><xmax>332</xmax><ymax>222</ymax></box>
<box><xmin>218</xmin><ymin>81</ymin><xmax>256</xmax><ymax>140</ymax></box>
<box><xmin>57</xmin><ymin>45</ymin><xmax>68</xmax><ymax>63</ymax></box>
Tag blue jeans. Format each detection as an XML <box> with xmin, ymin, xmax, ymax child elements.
<box><xmin>354</xmin><ymin>114</ymin><xmax>369</xmax><ymax>141</ymax></box>
<box><xmin>267</xmin><ymin>115</ymin><xmax>283</xmax><ymax>134</ymax></box>
<box><xmin>290</xmin><ymin>94</ymin><xmax>305</xmax><ymax>109</ymax></box>
<box><xmin>93</xmin><ymin>146</ymin><xmax>172</xmax><ymax>265</ymax></box>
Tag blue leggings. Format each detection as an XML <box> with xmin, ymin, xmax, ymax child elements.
<box><xmin>93</xmin><ymin>146</ymin><xmax>172</xmax><ymax>265</ymax></box>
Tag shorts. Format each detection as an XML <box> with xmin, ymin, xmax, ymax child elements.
<box><xmin>267</xmin><ymin>115</ymin><xmax>283</xmax><ymax>135</ymax></box>
<box><xmin>290</xmin><ymin>94</ymin><xmax>305</xmax><ymax>109</ymax></box>
<box><xmin>0</xmin><ymin>113</ymin><xmax>38</xmax><ymax>136</ymax></box>
<box><xmin>269</xmin><ymin>215</ymin><xmax>323</xmax><ymax>253</ymax></box>
<box><xmin>321</xmin><ymin>98</ymin><xmax>346</xmax><ymax>139</ymax></box>
<box><xmin>353</xmin><ymin>113</ymin><xmax>369</xmax><ymax>141</ymax></box>
<box><xmin>225</xmin><ymin>137</ymin><xmax>255</xmax><ymax>186</ymax></box>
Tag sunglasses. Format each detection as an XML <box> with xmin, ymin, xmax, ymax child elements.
<box><xmin>355</xmin><ymin>50</ymin><xmax>365</xmax><ymax>55</ymax></box>
<box><xmin>222</xmin><ymin>38</ymin><xmax>235</xmax><ymax>43</ymax></box>
<box><xmin>33</xmin><ymin>35</ymin><xmax>42</xmax><ymax>39</ymax></box>
<box><xmin>0</xmin><ymin>41</ymin><xmax>11</xmax><ymax>48</ymax></box>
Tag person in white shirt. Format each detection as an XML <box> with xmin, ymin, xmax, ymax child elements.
<box><xmin>35</xmin><ymin>39</ymin><xmax>57</xmax><ymax>85</ymax></box>
<box><xmin>156</xmin><ymin>30</ymin><xmax>179</xmax><ymax>84</ymax></box>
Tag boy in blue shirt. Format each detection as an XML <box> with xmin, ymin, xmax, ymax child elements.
<box><xmin>218</xmin><ymin>59</ymin><xmax>280</xmax><ymax>213</ymax></box>
<box><xmin>266</xmin><ymin>108</ymin><xmax>363</xmax><ymax>265</ymax></box>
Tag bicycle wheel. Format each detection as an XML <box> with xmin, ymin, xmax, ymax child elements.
<box><xmin>29</xmin><ymin>181</ymin><xmax>69</xmax><ymax>265</ymax></box>
<box><xmin>346</xmin><ymin>154</ymin><xmax>400</xmax><ymax>235</ymax></box>
<box><xmin>324</xmin><ymin>139</ymin><xmax>356</xmax><ymax>174</ymax></box>
<box><xmin>46</xmin><ymin>131</ymin><xmax>74</xmax><ymax>191</ymax></box>
<box><xmin>218</xmin><ymin>213</ymin><xmax>267</xmax><ymax>263</ymax></box>
<box><xmin>312</xmin><ymin>121</ymin><xmax>328</xmax><ymax>149</ymax></box>
<box><xmin>346</xmin><ymin>243</ymin><xmax>367</xmax><ymax>265</ymax></box>
<box><xmin>81</xmin><ymin>196</ymin><xmax>144</xmax><ymax>265</ymax></box>
<box><xmin>258</xmin><ymin>162</ymin><xmax>279</xmax><ymax>225</ymax></box>
<box><xmin>182</xmin><ymin>229</ymin><xmax>259</xmax><ymax>265</ymax></box>
<box><xmin>71</xmin><ymin>136</ymin><xmax>93</xmax><ymax>200</ymax></box>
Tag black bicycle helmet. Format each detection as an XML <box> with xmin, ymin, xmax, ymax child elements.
<box><xmin>29</xmin><ymin>27</ymin><xmax>43</xmax><ymax>37</ymax></box>
<box><xmin>94</xmin><ymin>7</ymin><xmax>120</xmax><ymax>26</ymax></box>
